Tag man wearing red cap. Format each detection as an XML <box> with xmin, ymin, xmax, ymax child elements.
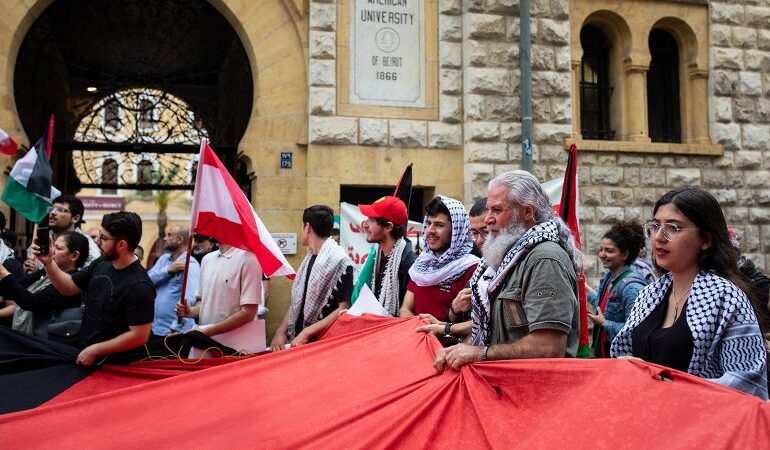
<box><xmin>355</xmin><ymin>196</ymin><xmax>417</xmax><ymax>316</ymax></box>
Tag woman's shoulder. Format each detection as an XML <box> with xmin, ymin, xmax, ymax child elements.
<box><xmin>693</xmin><ymin>271</ymin><xmax>748</xmax><ymax>303</ymax></box>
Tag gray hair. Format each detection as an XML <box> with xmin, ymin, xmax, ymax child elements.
<box><xmin>488</xmin><ymin>170</ymin><xmax>583</xmax><ymax>273</ymax></box>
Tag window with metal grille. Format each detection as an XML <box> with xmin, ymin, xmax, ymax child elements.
<box><xmin>101</xmin><ymin>158</ymin><xmax>118</xmax><ymax>195</ymax></box>
<box><xmin>647</xmin><ymin>29</ymin><xmax>681</xmax><ymax>143</ymax></box>
<box><xmin>580</xmin><ymin>25</ymin><xmax>614</xmax><ymax>140</ymax></box>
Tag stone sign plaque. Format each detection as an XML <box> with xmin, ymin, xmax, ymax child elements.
<box><xmin>350</xmin><ymin>0</ymin><xmax>425</xmax><ymax>107</ymax></box>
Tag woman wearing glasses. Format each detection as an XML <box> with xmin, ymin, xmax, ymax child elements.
<box><xmin>611</xmin><ymin>187</ymin><xmax>768</xmax><ymax>399</ymax></box>
<box><xmin>587</xmin><ymin>221</ymin><xmax>649</xmax><ymax>358</ymax></box>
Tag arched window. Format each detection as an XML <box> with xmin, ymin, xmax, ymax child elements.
<box><xmin>137</xmin><ymin>160</ymin><xmax>153</xmax><ymax>185</ymax></box>
<box><xmin>580</xmin><ymin>25</ymin><xmax>613</xmax><ymax>140</ymax></box>
<box><xmin>647</xmin><ymin>29</ymin><xmax>681</xmax><ymax>143</ymax></box>
<box><xmin>101</xmin><ymin>158</ymin><xmax>118</xmax><ymax>195</ymax></box>
<box><xmin>104</xmin><ymin>99</ymin><xmax>121</xmax><ymax>131</ymax></box>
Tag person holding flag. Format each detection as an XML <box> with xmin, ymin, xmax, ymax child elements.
<box><xmin>174</xmin><ymin>141</ymin><xmax>294</xmax><ymax>349</ymax></box>
<box><xmin>433</xmin><ymin>170</ymin><xmax>582</xmax><ymax>371</ymax></box>
<box><xmin>33</xmin><ymin>211</ymin><xmax>155</xmax><ymax>366</ymax></box>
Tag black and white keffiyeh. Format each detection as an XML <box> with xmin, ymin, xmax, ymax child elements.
<box><xmin>469</xmin><ymin>262</ymin><xmax>494</xmax><ymax>345</ymax></box>
<box><xmin>611</xmin><ymin>271</ymin><xmax>768</xmax><ymax>400</ymax></box>
<box><xmin>470</xmin><ymin>218</ymin><xmax>561</xmax><ymax>345</ymax></box>
<box><xmin>372</xmin><ymin>237</ymin><xmax>406</xmax><ymax>316</ymax></box>
<box><xmin>408</xmin><ymin>195</ymin><xmax>479</xmax><ymax>287</ymax></box>
<box><xmin>288</xmin><ymin>238</ymin><xmax>353</xmax><ymax>337</ymax></box>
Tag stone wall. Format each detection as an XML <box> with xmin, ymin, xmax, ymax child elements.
<box><xmin>462</xmin><ymin>0</ymin><xmax>573</xmax><ymax>204</ymax></box>
<box><xmin>706</xmin><ymin>1</ymin><xmax>770</xmax><ymax>272</ymax></box>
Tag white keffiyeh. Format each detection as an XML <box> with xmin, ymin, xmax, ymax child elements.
<box><xmin>409</xmin><ymin>196</ymin><xmax>479</xmax><ymax>287</ymax></box>
<box><xmin>288</xmin><ymin>238</ymin><xmax>353</xmax><ymax>337</ymax></box>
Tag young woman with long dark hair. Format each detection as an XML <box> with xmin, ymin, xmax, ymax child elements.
<box><xmin>611</xmin><ymin>187</ymin><xmax>768</xmax><ymax>399</ymax></box>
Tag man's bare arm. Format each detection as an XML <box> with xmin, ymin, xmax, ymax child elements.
<box><xmin>433</xmin><ymin>329</ymin><xmax>567</xmax><ymax>372</ymax></box>
<box><xmin>77</xmin><ymin>323</ymin><xmax>152</xmax><ymax>366</ymax></box>
<box><xmin>198</xmin><ymin>304</ymin><xmax>257</xmax><ymax>337</ymax></box>
<box><xmin>291</xmin><ymin>302</ymin><xmax>350</xmax><ymax>346</ymax></box>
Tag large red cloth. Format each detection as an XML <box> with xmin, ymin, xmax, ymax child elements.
<box><xmin>1</xmin><ymin>315</ymin><xmax>769</xmax><ymax>448</ymax></box>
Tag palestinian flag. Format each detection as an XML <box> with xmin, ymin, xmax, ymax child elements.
<box><xmin>1</xmin><ymin>135</ymin><xmax>60</xmax><ymax>223</ymax></box>
<box><xmin>541</xmin><ymin>144</ymin><xmax>589</xmax><ymax>358</ymax></box>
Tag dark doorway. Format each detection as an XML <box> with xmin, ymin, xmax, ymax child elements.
<box><xmin>13</xmin><ymin>0</ymin><xmax>253</xmax><ymax>193</ymax></box>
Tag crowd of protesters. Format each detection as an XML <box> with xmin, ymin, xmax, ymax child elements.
<box><xmin>0</xmin><ymin>170</ymin><xmax>768</xmax><ymax>399</ymax></box>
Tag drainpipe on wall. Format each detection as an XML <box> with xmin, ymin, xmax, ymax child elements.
<box><xmin>519</xmin><ymin>0</ymin><xmax>533</xmax><ymax>173</ymax></box>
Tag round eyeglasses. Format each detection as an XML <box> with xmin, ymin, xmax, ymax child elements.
<box><xmin>643</xmin><ymin>222</ymin><xmax>699</xmax><ymax>242</ymax></box>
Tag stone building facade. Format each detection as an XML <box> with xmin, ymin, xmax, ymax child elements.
<box><xmin>0</xmin><ymin>0</ymin><xmax>768</xmax><ymax>333</ymax></box>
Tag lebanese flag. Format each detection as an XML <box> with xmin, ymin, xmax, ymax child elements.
<box><xmin>190</xmin><ymin>141</ymin><xmax>295</xmax><ymax>279</ymax></box>
<box><xmin>0</xmin><ymin>128</ymin><xmax>18</xmax><ymax>155</ymax></box>
<box><xmin>541</xmin><ymin>144</ymin><xmax>589</xmax><ymax>358</ymax></box>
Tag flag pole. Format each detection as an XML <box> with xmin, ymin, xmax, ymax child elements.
<box><xmin>178</xmin><ymin>140</ymin><xmax>205</xmax><ymax>321</ymax></box>
<box><xmin>176</xmin><ymin>236</ymin><xmax>196</xmax><ymax>322</ymax></box>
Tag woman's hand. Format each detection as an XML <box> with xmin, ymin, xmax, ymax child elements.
<box><xmin>31</xmin><ymin>242</ymin><xmax>54</xmax><ymax>267</ymax></box>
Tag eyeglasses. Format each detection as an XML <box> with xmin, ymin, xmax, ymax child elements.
<box><xmin>52</xmin><ymin>207</ymin><xmax>71</xmax><ymax>214</ymax></box>
<box><xmin>99</xmin><ymin>232</ymin><xmax>117</xmax><ymax>242</ymax></box>
<box><xmin>470</xmin><ymin>228</ymin><xmax>489</xmax><ymax>239</ymax></box>
<box><xmin>643</xmin><ymin>222</ymin><xmax>699</xmax><ymax>242</ymax></box>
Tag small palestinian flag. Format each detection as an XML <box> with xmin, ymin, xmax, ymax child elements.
<box><xmin>1</xmin><ymin>135</ymin><xmax>60</xmax><ymax>223</ymax></box>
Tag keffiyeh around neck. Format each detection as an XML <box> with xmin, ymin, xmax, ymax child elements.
<box><xmin>409</xmin><ymin>195</ymin><xmax>479</xmax><ymax>287</ymax></box>
<box><xmin>373</xmin><ymin>237</ymin><xmax>406</xmax><ymax>317</ymax></box>
<box><xmin>471</xmin><ymin>218</ymin><xmax>561</xmax><ymax>345</ymax></box>
<box><xmin>288</xmin><ymin>238</ymin><xmax>352</xmax><ymax>337</ymax></box>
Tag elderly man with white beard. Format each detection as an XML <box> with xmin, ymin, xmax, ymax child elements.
<box><xmin>433</xmin><ymin>170</ymin><xmax>582</xmax><ymax>371</ymax></box>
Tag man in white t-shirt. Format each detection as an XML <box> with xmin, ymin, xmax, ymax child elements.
<box><xmin>175</xmin><ymin>243</ymin><xmax>262</xmax><ymax>336</ymax></box>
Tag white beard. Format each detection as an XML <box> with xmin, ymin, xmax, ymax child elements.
<box><xmin>482</xmin><ymin>220</ymin><xmax>526</xmax><ymax>270</ymax></box>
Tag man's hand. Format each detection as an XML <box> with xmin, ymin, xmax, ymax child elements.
<box><xmin>415</xmin><ymin>313</ymin><xmax>444</xmax><ymax>336</ymax></box>
<box><xmin>451</xmin><ymin>288</ymin><xmax>472</xmax><ymax>313</ymax></box>
<box><xmin>270</xmin><ymin>332</ymin><xmax>289</xmax><ymax>352</ymax></box>
<box><xmin>432</xmin><ymin>343</ymin><xmax>483</xmax><ymax>372</ymax></box>
<box><xmin>167</xmin><ymin>260</ymin><xmax>185</xmax><ymax>274</ymax></box>
<box><xmin>290</xmin><ymin>332</ymin><xmax>309</xmax><ymax>347</ymax></box>
<box><xmin>175</xmin><ymin>301</ymin><xmax>192</xmax><ymax>318</ymax></box>
<box><xmin>587</xmin><ymin>307</ymin><xmax>605</xmax><ymax>327</ymax></box>
<box><xmin>77</xmin><ymin>345</ymin><xmax>100</xmax><ymax>366</ymax></box>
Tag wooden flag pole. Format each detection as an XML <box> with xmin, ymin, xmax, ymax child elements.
<box><xmin>176</xmin><ymin>235</ymin><xmax>196</xmax><ymax>322</ymax></box>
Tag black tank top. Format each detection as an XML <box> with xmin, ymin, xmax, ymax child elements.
<box><xmin>631</xmin><ymin>287</ymin><xmax>694</xmax><ymax>373</ymax></box>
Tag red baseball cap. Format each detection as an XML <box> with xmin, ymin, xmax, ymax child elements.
<box><xmin>358</xmin><ymin>196</ymin><xmax>408</xmax><ymax>226</ymax></box>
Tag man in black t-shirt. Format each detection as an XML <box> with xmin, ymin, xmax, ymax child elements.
<box><xmin>34</xmin><ymin>211</ymin><xmax>155</xmax><ymax>366</ymax></box>
<box><xmin>270</xmin><ymin>205</ymin><xmax>353</xmax><ymax>351</ymax></box>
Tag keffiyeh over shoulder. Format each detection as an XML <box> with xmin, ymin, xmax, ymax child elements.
<box><xmin>611</xmin><ymin>271</ymin><xmax>768</xmax><ymax>400</ymax></box>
